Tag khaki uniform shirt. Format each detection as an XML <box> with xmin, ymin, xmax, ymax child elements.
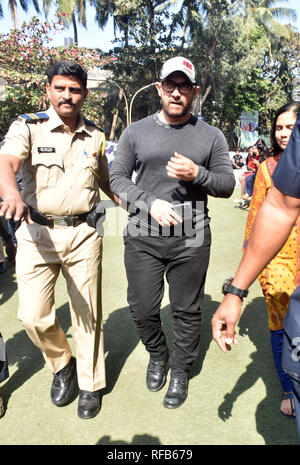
<box><xmin>0</xmin><ymin>106</ymin><xmax>109</xmax><ymax>216</ymax></box>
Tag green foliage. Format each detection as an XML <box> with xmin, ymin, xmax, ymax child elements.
<box><xmin>167</xmin><ymin>0</ymin><xmax>299</xmax><ymax>146</ymax></box>
<box><xmin>0</xmin><ymin>1</ymin><xmax>299</xmax><ymax>147</ymax></box>
<box><xmin>0</xmin><ymin>16</ymin><xmax>116</xmax><ymax>138</ymax></box>
<box><xmin>98</xmin><ymin>0</ymin><xmax>299</xmax><ymax>143</ymax></box>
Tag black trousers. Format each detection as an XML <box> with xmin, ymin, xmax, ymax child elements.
<box><xmin>124</xmin><ymin>226</ymin><xmax>211</xmax><ymax>374</ymax></box>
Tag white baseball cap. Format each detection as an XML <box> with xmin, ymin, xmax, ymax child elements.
<box><xmin>160</xmin><ymin>57</ymin><xmax>196</xmax><ymax>84</ymax></box>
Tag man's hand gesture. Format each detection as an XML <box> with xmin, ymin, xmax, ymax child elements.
<box><xmin>166</xmin><ymin>152</ymin><xmax>199</xmax><ymax>181</ymax></box>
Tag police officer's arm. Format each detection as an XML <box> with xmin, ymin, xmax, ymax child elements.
<box><xmin>96</xmin><ymin>152</ymin><xmax>120</xmax><ymax>204</ymax></box>
<box><xmin>0</xmin><ymin>154</ymin><xmax>33</xmax><ymax>223</ymax></box>
<box><xmin>212</xmin><ymin>185</ymin><xmax>300</xmax><ymax>353</ymax></box>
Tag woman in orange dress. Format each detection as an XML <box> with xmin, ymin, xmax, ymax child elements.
<box><xmin>243</xmin><ymin>102</ymin><xmax>300</xmax><ymax>418</ymax></box>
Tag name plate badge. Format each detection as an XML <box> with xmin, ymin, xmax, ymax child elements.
<box><xmin>38</xmin><ymin>147</ymin><xmax>56</xmax><ymax>153</ymax></box>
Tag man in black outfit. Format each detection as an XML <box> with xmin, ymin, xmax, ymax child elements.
<box><xmin>110</xmin><ymin>56</ymin><xmax>235</xmax><ymax>409</ymax></box>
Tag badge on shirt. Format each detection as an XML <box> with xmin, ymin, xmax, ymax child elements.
<box><xmin>38</xmin><ymin>147</ymin><xmax>56</xmax><ymax>153</ymax></box>
<box><xmin>83</xmin><ymin>150</ymin><xmax>99</xmax><ymax>159</ymax></box>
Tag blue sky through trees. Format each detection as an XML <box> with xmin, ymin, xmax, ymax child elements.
<box><xmin>0</xmin><ymin>0</ymin><xmax>299</xmax><ymax>50</ymax></box>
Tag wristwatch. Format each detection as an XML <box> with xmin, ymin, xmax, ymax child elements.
<box><xmin>222</xmin><ymin>277</ymin><xmax>248</xmax><ymax>300</ymax></box>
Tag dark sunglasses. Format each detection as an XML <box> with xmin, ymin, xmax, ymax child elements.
<box><xmin>161</xmin><ymin>80</ymin><xmax>194</xmax><ymax>95</ymax></box>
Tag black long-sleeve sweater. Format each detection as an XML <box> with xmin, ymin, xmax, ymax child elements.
<box><xmin>110</xmin><ymin>113</ymin><xmax>235</xmax><ymax>230</ymax></box>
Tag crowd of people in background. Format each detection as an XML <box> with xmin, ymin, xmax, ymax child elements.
<box><xmin>232</xmin><ymin>139</ymin><xmax>269</xmax><ymax>211</ymax></box>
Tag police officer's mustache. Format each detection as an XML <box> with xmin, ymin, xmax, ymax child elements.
<box><xmin>59</xmin><ymin>100</ymin><xmax>75</xmax><ymax>107</ymax></box>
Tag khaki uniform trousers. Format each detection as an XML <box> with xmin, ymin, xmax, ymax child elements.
<box><xmin>15</xmin><ymin>220</ymin><xmax>105</xmax><ymax>392</ymax></box>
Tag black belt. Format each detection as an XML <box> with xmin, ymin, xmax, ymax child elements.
<box><xmin>29</xmin><ymin>207</ymin><xmax>88</xmax><ymax>229</ymax></box>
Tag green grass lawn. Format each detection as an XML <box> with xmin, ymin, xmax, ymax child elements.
<box><xmin>0</xmin><ymin>191</ymin><xmax>299</xmax><ymax>445</ymax></box>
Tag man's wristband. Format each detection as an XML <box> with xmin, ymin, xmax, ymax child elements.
<box><xmin>222</xmin><ymin>277</ymin><xmax>248</xmax><ymax>300</ymax></box>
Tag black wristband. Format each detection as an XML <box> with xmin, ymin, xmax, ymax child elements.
<box><xmin>222</xmin><ymin>277</ymin><xmax>248</xmax><ymax>300</ymax></box>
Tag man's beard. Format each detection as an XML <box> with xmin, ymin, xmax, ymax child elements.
<box><xmin>162</xmin><ymin>101</ymin><xmax>191</xmax><ymax>119</ymax></box>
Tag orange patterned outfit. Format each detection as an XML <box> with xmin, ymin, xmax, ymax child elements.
<box><xmin>243</xmin><ymin>155</ymin><xmax>298</xmax><ymax>331</ymax></box>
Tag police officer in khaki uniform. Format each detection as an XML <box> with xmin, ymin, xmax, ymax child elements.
<box><xmin>0</xmin><ymin>61</ymin><xmax>117</xmax><ymax>419</ymax></box>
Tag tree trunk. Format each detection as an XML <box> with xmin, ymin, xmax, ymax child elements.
<box><xmin>109</xmin><ymin>109</ymin><xmax>119</xmax><ymax>140</ymax></box>
<box><xmin>192</xmin><ymin>84</ymin><xmax>212</xmax><ymax>116</ymax></box>
<box><xmin>72</xmin><ymin>13</ymin><xmax>78</xmax><ymax>45</ymax></box>
<box><xmin>109</xmin><ymin>89</ymin><xmax>123</xmax><ymax>140</ymax></box>
<box><xmin>10</xmin><ymin>0</ymin><xmax>18</xmax><ymax>29</ymax></box>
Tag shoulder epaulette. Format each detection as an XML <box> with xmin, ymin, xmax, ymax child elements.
<box><xmin>83</xmin><ymin>116</ymin><xmax>106</xmax><ymax>157</ymax></box>
<box><xmin>83</xmin><ymin>116</ymin><xmax>104</xmax><ymax>132</ymax></box>
<box><xmin>19</xmin><ymin>112</ymin><xmax>49</xmax><ymax>122</ymax></box>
